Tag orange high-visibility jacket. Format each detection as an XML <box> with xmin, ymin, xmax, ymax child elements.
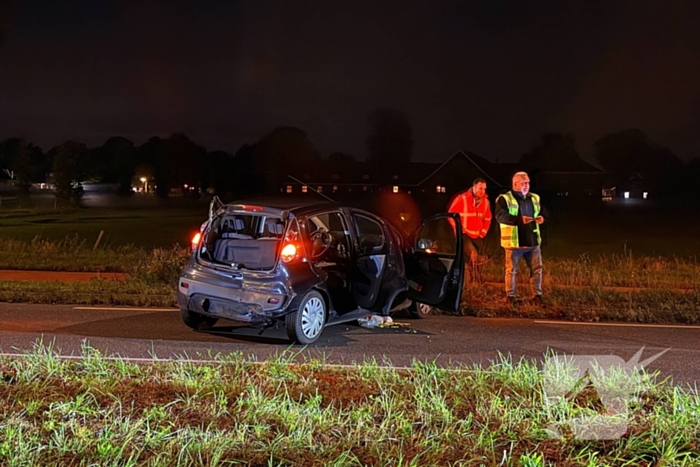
<box><xmin>448</xmin><ymin>189</ymin><xmax>492</xmax><ymax>239</ymax></box>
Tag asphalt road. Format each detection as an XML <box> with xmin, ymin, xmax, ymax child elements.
<box><xmin>0</xmin><ymin>303</ymin><xmax>698</xmax><ymax>387</ymax></box>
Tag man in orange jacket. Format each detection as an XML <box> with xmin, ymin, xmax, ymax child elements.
<box><xmin>448</xmin><ymin>178</ymin><xmax>492</xmax><ymax>280</ymax></box>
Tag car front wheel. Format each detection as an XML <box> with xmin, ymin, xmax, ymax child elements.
<box><xmin>408</xmin><ymin>301</ymin><xmax>432</xmax><ymax>319</ymax></box>
<box><xmin>180</xmin><ymin>308</ymin><xmax>218</xmax><ymax>330</ymax></box>
<box><xmin>286</xmin><ymin>290</ymin><xmax>326</xmax><ymax>344</ymax></box>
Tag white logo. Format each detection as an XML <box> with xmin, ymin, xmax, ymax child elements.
<box><xmin>543</xmin><ymin>347</ymin><xmax>669</xmax><ymax>440</ymax></box>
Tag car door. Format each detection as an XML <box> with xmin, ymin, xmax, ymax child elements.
<box><xmin>304</xmin><ymin>210</ymin><xmax>354</xmax><ymax>313</ymax></box>
<box><xmin>350</xmin><ymin>212</ymin><xmax>390</xmax><ymax>310</ymax></box>
<box><xmin>404</xmin><ymin>213</ymin><xmax>464</xmax><ymax>312</ymax></box>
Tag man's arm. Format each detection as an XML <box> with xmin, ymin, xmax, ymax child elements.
<box><xmin>494</xmin><ymin>196</ymin><xmax>521</xmax><ymax>226</ymax></box>
<box><xmin>480</xmin><ymin>199</ymin><xmax>492</xmax><ymax>237</ymax></box>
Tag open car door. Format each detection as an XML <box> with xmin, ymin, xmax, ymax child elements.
<box><xmin>404</xmin><ymin>213</ymin><xmax>464</xmax><ymax>312</ymax></box>
<box><xmin>351</xmin><ymin>212</ymin><xmax>390</xmax><ymax>310</ymax></box>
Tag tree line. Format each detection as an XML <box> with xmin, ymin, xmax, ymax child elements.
<box><xmin>0</xmin><ymin>109</ymin><xmax>415</xmax><ymax>205</ymax></box>
<box><xmin>1</xmin><ymin>108</ymin><xmax>697</xmax><ymax>204</ymax></box>
<box><xmin>521</xmin><ymin>130</ymin><xmax>699</xmax><ymax>201</ymax></box>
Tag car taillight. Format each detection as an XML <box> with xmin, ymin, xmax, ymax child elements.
<box><xmin>280</xmin><ymin>243</ymin><xmax>298</xmax><ymax>263</ymax></box>
<box><xmin>191</xmin><ymin>232</ymin><xmax>202</xmax><ymax>251</ymax></box>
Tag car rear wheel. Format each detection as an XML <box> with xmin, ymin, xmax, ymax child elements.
<box><xmin>286</xmin><ymin>290</ymin><xmax>326</xmax><ymax>344</ymax></box>
<box><xmin>180</xmin><ymin>308</ymin><xmax>218</xmax><ymax>330</ymax></box>
<box><xmin>408</xmin><ymin>301</ymin><xmax>432</xmax><ymax>319</ymax></box>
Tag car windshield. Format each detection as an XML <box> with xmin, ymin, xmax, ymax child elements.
<box><xmin>198</xmin><ymin>213</ymin><xmax>286</xmax><ymax>270</ymax></box>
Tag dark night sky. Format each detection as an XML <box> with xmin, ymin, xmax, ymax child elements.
<box><xmin>1</xmin><ymin>0</ymin><xmax>699</xmax><ymax>162</ymax></box>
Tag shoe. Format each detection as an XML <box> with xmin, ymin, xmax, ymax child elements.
<box><xmin>532</xmin><ymin>295</ymin><xmax>545</xmax><ymax>306</ymax></box>
<box><xmin>506</xmin><ymin>296</ymin><xmax>518</xmax><ymax>306</ymax></box>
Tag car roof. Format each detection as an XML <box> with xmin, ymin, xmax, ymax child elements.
<box><xmin>222</xmin><ymin>196</ymin><xmax>336</xmax><ymax>216</ymax></box>
<box><xmin>221</xmin><ymin>196</ymin><xmax>382</xmax><ymax>220</ymax></box>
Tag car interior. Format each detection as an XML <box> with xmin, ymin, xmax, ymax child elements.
<box><xmin>203</xmin><ymin>215</ymin><xmax>283</xmax><ymax>270</ymax></box>
<box><xmin>306</xmin><ymin>212</ymin><xmax>355</xmax><ymax>311</ymax></box>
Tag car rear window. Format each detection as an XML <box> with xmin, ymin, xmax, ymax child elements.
<box><xmin>199</xmin><ymin>214</ymin><xmax>286</xmax><ymax>270</ymax></box>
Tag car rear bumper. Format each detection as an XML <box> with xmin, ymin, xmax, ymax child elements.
<box><xmin>177</xmin><ymin>268</ymin><xmax>291</xmax><ymax>324</ymax></box>
<box><xmin>179</xmin><ymin>292</ymin><xmax>288</xmax><ymax>324</ymax></box>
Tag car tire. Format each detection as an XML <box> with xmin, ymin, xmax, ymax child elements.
<box><xmin>180</xmin><ymin>308</ymin><xmax>218</xmax><ymax>330</ymax></box>
<box><xmin>408</xmin><ymin>301</ymin><xmax>432</xmax><ymax>319</ymax></box>
<box><xmin>285</xmin><ymin>290</ymin><xmax>326</xmax><ymax>344</ymax></box>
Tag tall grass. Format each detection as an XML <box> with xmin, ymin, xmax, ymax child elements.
<box><xmin>0</xmin><ymin>343</ymin><xmax>698</xmax><ymax>466</ymax></box>
<box><xmin>1</xmin><ymin>236</ymin><xmax>699</xmax><ymax>323</ymax></box>
<box><xmin>0</xmin><ymin>238</ymin><xmax>190</xmax><ymax>307</ymax></box>
<box><xmin>0</xmin><ymin>235</ymin><xmax>144</xmax><ymax>272</ymax></box>
<box><xmin>479</xmin><ymin>253</ymin><xmax>700</xmax><ymax>290</ymax></box>
<box><xmin>462</xmin><ymin>253</ymin><xmax>700</xmax><ymax>324</ymax></box>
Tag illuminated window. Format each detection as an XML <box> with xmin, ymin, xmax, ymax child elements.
<box><xmin>624</xmin><ymin>192</ymin><xmax>629</xmax><ymax>199</ymax></box>
<box><xmin>643</xmin><ymin>192</ymin><xmax>648</xmax><ymax>199</ymax></box>
<box><xmin>363</xmin><ymin>186</ymin><xmax>367</xmax><ymax>191</ymax></box>
<box><xmin>436</xmin><ymin>185</ymin><xmax>446</xmax><ymax>193</ymax></box>
<box><xmin>301</xmin><ymin>186</ymin><xmax>308</xmax><ymax>193</ymax></box>
<box><xmin>333</xmin><ymin>185</ymin><xmax>338</xmax><ymax>192</ymax></box>
<box><xmin>286</xmin><ymin>185</ymin><xmax>293</xmax><ymax>193</ymax></box>
<box><xmin>317</xmin><ymin>186</ymin><xmax>323</xmax><ymax>193</ymax></box>
<box><xmin>393</xmin><ymin>186</ymin><xmax>399</xmax><ymax>193</ymax></box>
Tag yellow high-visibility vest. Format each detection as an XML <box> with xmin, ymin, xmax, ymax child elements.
<box><xmin>496</xmin><ymin>191</ymin><xmax>541</xmax><ymax>247</ymax></box>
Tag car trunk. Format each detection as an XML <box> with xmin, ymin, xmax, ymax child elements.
<box><xmin>198</xmin><ymin>212</ymin><xmax>287</xmax><ymax>271</ymax></box>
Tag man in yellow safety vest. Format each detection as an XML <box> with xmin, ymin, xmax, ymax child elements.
<box><xmin>495</xmin><ymin>172</ymin><xmax>544</xmax><ymax>305</ymax></box>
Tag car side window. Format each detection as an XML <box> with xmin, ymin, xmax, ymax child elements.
<box><xmin>306</xmin><ymin>211</ymin><xmax>351</xmax><ymax>259</ymax></box>
<box><xmin>354</xmin><ymin>215</ymin><xmax>385</xmax><ymax>253</ymax></box>
<box><xmin>415</xmin><ymin>217</ymin><xmax>456</xmax><ymax>255</ymax></box>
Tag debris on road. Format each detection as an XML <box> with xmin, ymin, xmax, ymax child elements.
<box><xmin>358</xmin><ymin>315</ymin><xmax>412</xmax><ymax>330</ymax></box>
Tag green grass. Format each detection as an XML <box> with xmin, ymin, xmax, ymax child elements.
<box><xmin>0</xmin><ymin>206</ymin><xmax>205</xmax><ymax>250</ymax></box>
<box><xmin>1</xmin><ymin>234</ymin><xmax>700</xmax><ymax>323</ymax></box>
<box><xmin>0</xmin><ymin>206</ymin><xmax>700</xmax><ymax>323</ymax></box>
<box><xmin>0</xmin><ymin>343</ymin><xmax>698</xmax><ymax>466</ymax></box>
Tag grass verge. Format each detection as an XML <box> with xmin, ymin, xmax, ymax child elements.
<box><xmin>1</xmin><ymin>237</ymin><xmax>700</xmax><ymax>323</ymax></box>
<box><xmin>461</xmin><ymin>283</ymin><xmax>700</xmax><ymax>324</ymax></box>
<box><xmin>0</xmin><ymin>342</ymin><xmax>698</xmax><ymax>466</ymax></box>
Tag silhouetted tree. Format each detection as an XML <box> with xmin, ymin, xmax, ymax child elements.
<box><xmin>594</xmin><ymin>129</ymin><xmax>651</xmax><ymax>180</ymax></box>
<box><xmin>594</xmin><ymin>129</ymin><xmax>684</xmax><ymax>200</ymax></box>
<box><xmin>49</xmin><ymin>141</ymin><xmax>88</xmax><ymax>205</ymax></box>
<box><xmin>163</xmin><ymin>133</ymin><xmax>206</xmax><ymax>197</ymax></box>
<box><xmin>233</xmin><ymin>144</ymin><xmax>261</xmax><ymax>198</ymax></box>
<box><xmin>90</xmin><ymin>137</ymin><xmax>136</xmax><ymax>195</ymax></box>
<box><xmin>202</xmin><ymin>150</ymin><xmax>236</xmax><ymax>197</ymax></box>
<box><xmin>253</xmin><ymin>127</ymin><xmax>320</xmax><ymax>193</ymax></box>
<box><xmin>137</xmin><ymin>137</ymin><xmax>166</xmax><ymax>197</ymax></box>
<box><xmin>0</xmin><ymin>138</ymin><xmax>46</xmax><ymax>198</ymax></box>
<box><xmin>366</xmin><ymin>108</ymin><xmax>413</xmax><ymax>183</ymax></box>
<box><xmin>520</xmin><ymin>133</ymin><xmax>581</xmax><ymax>171</ymax></box>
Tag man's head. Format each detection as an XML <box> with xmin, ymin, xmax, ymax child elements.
<box><xmin>512</xmin><ymin>172</ymin><xmax>530</xmax><ymax>195</ymax></box>
<box><xmin>471</xmin><ymin>178</ymin><xmax>487</xmax><ymax>198</ymax></box>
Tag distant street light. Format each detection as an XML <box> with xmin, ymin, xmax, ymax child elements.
<box><xmin>140</xmin><ymin>177</ymin><xmax>148</xmax><ymax>193</ymax></box>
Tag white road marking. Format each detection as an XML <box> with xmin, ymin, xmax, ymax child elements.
<box><xmin>73</xmin><ymin>306</ymin><xmax>177</xmax><ymax>312</ymax></box>
<box><xmin>535</xmin><ymin>320</ymin><xmax>700</xmax><ymax>330</ymax></box>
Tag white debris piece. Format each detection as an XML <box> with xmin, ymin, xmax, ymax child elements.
<box><xmin>357</xmin><ymin>315</ymin><xmax>391</xmax><ymax>328</ymax></box>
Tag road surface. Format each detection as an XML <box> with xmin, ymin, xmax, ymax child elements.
<box><xmin>0</xmin><ymin>303</ymin><xmax>697</xmax><ymax>387</ymax></box>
